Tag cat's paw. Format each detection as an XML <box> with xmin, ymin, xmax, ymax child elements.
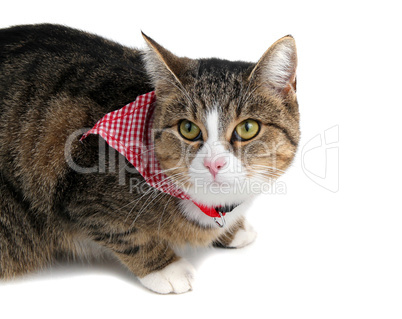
<box><xmin>228</xmin><ymin>221</ymin><xmax>257</xmax><ymax>248</ymax></box>
<box><xmin>138</xmin><ymin>258</ymin><xmax>195</xmax><ymax>294</ymax></box>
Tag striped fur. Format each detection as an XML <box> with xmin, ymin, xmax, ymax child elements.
<box><xmin>0</xmin><ymin>24</ymin><xmax>299</xmax><ymax>291</ymax></box>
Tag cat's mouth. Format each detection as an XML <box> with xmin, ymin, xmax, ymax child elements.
<box><xmin>215</xmin><ymin>203</ymin><xmax>242</xmax><ymax>213</ymax></box>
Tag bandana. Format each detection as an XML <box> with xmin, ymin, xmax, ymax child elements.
<box><xmin>80</xmin><ymin>92</ymin><xmax>226</xmax><ymax>226</ymax></box>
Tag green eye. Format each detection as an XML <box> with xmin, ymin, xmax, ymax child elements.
<box><xmin>234</xmin><ymin>119</ymin><xmax>260</xmax><ymax>141</ymax></box>
<box><xmin>179</xmin><ymin>120</ymin><xmax>202</xmax><ymax>141</ymax></box>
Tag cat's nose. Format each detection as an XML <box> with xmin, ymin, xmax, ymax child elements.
<box><xmin>203</xmin><ymin>157</ymin><xmax>227</xmax><ymax>179</ymax></box>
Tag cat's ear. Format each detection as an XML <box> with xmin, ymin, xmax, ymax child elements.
<box><xmin>142</xmin><ymin>32</ymin><xmax>194</xmax><ymax>90</ymax></box>
<box><xmin>248</xmin><ymin>35</ymin><xmax>297</xmax><ymax>96</ymax></box>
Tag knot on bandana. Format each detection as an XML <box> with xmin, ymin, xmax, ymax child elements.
<box><xmin>80</xmin><ymin>91</ymin><xmax>224</xmax><ymax>219</ymax></box>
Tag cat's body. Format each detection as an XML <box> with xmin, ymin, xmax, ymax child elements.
<box><xmin>0</xmin><ymin>24</ymin><xmax>299</xmax><ymax>293</ymax></box>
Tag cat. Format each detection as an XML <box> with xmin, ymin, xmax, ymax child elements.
<box><xmin>0</xmin><ymin>24</ymin><xmax>299</xmax><ymax>294</ymax></box>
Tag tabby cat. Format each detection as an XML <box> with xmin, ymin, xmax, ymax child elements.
<box><xmin>0</xmin><ymin>24</ymin><xmax>299</xmax><ymax>294</ymax></box>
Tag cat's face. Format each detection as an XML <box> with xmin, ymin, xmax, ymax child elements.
<box><xmin>143</xmin><ymin>35</ymin><xmax>300</xmax><ymax>208</ymax></box>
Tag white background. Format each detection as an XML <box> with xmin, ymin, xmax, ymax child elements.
<box><xmin>1</xmin><ymin>1</ymin><xmax>401</xmax><ymax>318</ymax></box>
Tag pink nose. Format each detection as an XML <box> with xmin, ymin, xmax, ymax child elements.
<box><xmin>204</xmin><ymin>157</ymin><xmax>227</xmax><ymax>179</ymax></box>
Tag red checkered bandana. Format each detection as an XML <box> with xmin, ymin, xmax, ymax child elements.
<box><xmin>80</xmin><ymin>92</ymin><xmax>224</xmax><ymax>222</ymax></box>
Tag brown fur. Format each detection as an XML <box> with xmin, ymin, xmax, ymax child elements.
<box><xmin>0</xmin><ymin>24</ymin><xmax>299</xmax><ymax>282</ymax></box>
<box><xmin>148</xmin><ymin>37</ymin><xmax>300</xmax><ymax>188</ymax></box>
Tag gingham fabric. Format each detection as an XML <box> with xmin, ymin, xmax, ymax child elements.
<box><xmin>80</xmin><ymin>91</ymin><xmax>223</xmax><ymax>219</ymax></box>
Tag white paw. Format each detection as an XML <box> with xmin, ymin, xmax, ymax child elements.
<box><xmin>228</xmin><ymin>221</ymin><xmax>257</xmax><ymax>248</ymax></box>
<box><xmin>139</xmin><ymin>258</ymin><xmax>195</xmax><ymax>294</ymax></box>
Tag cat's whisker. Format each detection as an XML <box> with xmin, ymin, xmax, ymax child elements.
<box><xmin>252</xmin><ymin>173</ymin><xmax>279</xmax><ymax>179</ymax></box>
<box><xmin>124</xmin><ymin>170</ymin><xmax>191</xmax><ymax>225</ymax></box>
<box><xmin>249</xmin><ymin>174</ymin><xmax>278</xmax><ymax>184</ymax></box>
<box><xmin>130</xmin><ymin>180</ymin><xmax>181</xmax><ymax>220</ymax></box>
<box><xmin>144</xmin><ymin>166</ymin><xmax>188</xmax><ymax>179</ymax></box>
<box><xmin>123</xmin><ymin>184</ymin><xmax>160</xmax><ymax>223</ymax></box>
<box><xmin>115</xmin><ymin>172</ymin><xmax>183</xmax><ymax>225</ymax></box>
<box><xmin>132</xmin><ymin>176</ymin><xmax>194</xmax><ymax>227</ymax></box>
<box><xmin>248</xmin><ymin>172</ymin><xmax>283</xmax><ymax>180</ymax></box>
<box><xmin>148</xmin><ymin>170</ymin><xmax>190</xmax><ymax>187</ymax></box>
<box><xmin>250</xmin><ymin>164</ymin><xmax>283</xmax><ymax>171</ymax></box>
<box><xmin>249</xmin><ymin>168</ymin><xmax>283</xmax><ymax>178</ymax></box>
<box><xmin>123</xmin><ymin>171</ymin><xmax>186</xmax><ymax>217</ymax></box>
<box><xmin>157</xmin><ymin>194</ymin><xmax>175</xmax><ymax>237</ymax></box>
<box><xmin>252</xmin><ymin>167</ymin><xmax>283</xmax><ymax>175</ymax></box>
<box><xmin>133</xmin><ymin>189</ymin><xmax>170</xmax><ymax>221</ymax></box>
<box><xmin>249</xmin><ymin>164</ymin><xmax>287</xmax><ymax>174</ymax></box>
<box><xmin>251</xmin><ymin>170</ymin><xmax>283</xmax><ymax>178</ymax></box>
<box><xmin>250</xmin><ymin>170</ymin><xmax>282</xmax><ymax>180</ymax></box>
<box><xmin>250</xmin><ymin>175</ymin><xmax>280</xmax><ymax>183</ymax></box>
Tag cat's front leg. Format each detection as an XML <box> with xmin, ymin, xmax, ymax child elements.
<box><xmin>113</xmin><ymin>237</ymin><xmax>195</xmax><ymax>294</ymax></box>
<box><xmin>213</xmin><ymin>219</ymin><xmax>257</xmax><ymax>249</ymax></box>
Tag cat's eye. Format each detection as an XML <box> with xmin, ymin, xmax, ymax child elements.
<box><xmin>179</xmin><ymin>120</ymin><xmax>202</xmax><ymax>141</ymax></box>
<box><xmin>234</xmin><ymin>119</ymin><xmax>260</xmax><ymax>141</ymax></box>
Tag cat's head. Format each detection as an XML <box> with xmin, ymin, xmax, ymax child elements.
<box><xmin>142</xmin><ymin>34</ymin><xmax>300</xmax><ymax>208</ymax></box>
